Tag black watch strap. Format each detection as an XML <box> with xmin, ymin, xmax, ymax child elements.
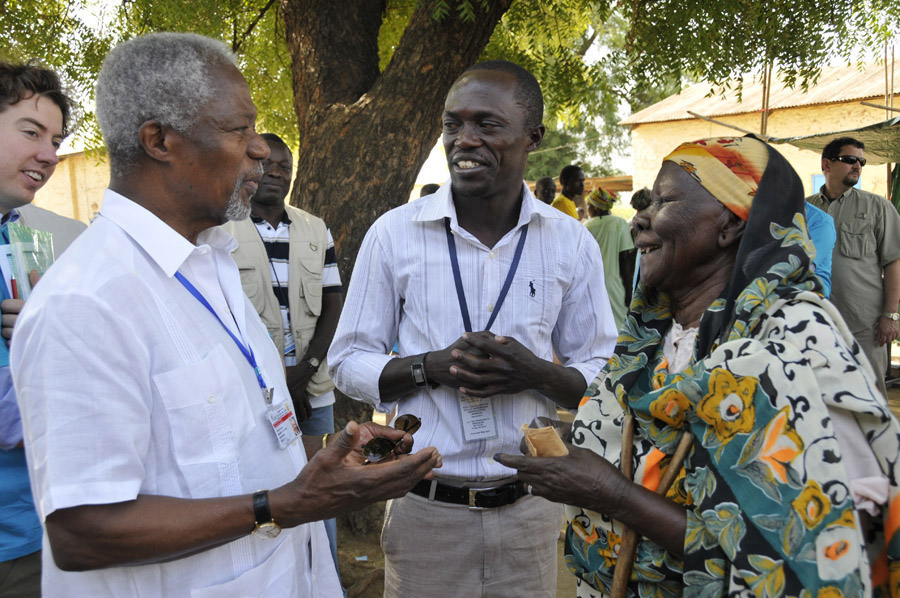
<box><xmin>411</xmin><ymin>353</ymin><xmax>438</xmax><ymax>389</ymax></box>
<box><xmin>253</xmin><ymin>490</ymin><xmax>273</xmax><ymax>524</ymax></box>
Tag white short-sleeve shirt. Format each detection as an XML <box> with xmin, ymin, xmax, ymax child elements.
<box><xmin>11</xmin><ymin>190</ymin><xmax>340</xmax><ymax>597</ymax></box>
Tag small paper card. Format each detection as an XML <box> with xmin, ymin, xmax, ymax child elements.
<box><xmin>520</xmin><ymin>422</ymin><xmax>569</xmax><ymax>457</ymax></box>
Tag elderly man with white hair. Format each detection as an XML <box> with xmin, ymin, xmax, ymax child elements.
<box><xmin>10</xmin><ymin>32</ymin><xmax>440</xmax><ymax>597</ymax></box>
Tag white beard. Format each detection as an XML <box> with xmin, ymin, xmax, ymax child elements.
<box><xmin>225</xmin><ymin>179</ymin><xmax>251</xmax><ymax>221</ymax></box>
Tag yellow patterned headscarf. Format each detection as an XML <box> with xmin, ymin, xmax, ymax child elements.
<box><xmin>587</xmin><ymin>187</ymin><xmax>616</xmax><ymax>211</ymax></box>
<box><xmin>662</xmin><ymin>136</ymin><xmax>769</xmax><ymax>221</ymax></box>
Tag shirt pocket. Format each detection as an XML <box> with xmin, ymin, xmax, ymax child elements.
<box><xmin>838</xmin><ymin>219</ymin><xmax>874</xmax><ymax>259</ymax></box>
<box><xmin>152</xmin><ymin>344</ymin><xmax>255</xmax><ymax>497</ymax></box>
<box><xmin>190</xmin><ymin>537</ymin><xmax>305</xmax><ymax>598</ymax></box>
<box><xmin>511</xmin><ymin>261</ymin><xmax>563</xmax><ymax>342</ymax></box>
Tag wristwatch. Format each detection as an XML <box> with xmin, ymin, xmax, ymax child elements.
<box><xmin>305</xmin><ymin>356</ymin><xmax>321</xmax><ymax>371</ymax></box>
<box><xmin>251</xmin><ymin>490</ymin><xmax>281</xmax><ymax>539</ymax></box>
<box><xmin>411</xmin><ymin>353</ymin><xmax>439</xmax><ymax>389</ymax></box>
<box><xmin>883</xmin><ymin>312</ymin><xmax>900</xmax><ymax>322</ymax></box>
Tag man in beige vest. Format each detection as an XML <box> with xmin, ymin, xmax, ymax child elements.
<box><xmin>223</xmin><ymin>132</ymin><xmax>344</xmax><ymax>587</ymax></box>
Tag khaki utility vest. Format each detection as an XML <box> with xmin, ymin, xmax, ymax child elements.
<box><xmin>223</xmin><ymin>205</ymin><xmax>334</xmax><ymax>397</ymax></box>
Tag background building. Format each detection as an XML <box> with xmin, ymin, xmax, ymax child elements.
<box><xmin>621</xmin><ymin>62</ymin><xmax>899</xmax><ymax>198</ymax></box>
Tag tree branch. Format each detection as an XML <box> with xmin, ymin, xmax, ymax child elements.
<box><xmin>233</xmin><ymin>0</ymin><xmax>277</xmax><ymax>54</ymax></box>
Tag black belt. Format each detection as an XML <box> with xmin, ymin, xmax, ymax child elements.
<box><xmin>410</xmin><ymin>479</ymin><xmax>527</xmax><ymax>510</ymax></box>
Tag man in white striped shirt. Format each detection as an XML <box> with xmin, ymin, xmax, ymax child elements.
<box><xmin>329</xmin><ymin>60</ymin><xmax>617</xmax><ymax>597</ymax></box>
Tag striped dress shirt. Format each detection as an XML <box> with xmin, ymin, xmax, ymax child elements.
<box><xmin>329</xmin><ymin>182</ymin><xmax>616</xmax><ymax>480</ymax></box>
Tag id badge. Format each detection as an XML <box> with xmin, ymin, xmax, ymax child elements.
<box><xmin>267</xmin><ymin>400</ymin><xmax>301</xmax><ymax>449</ymax></box>
<box><xmin>458</xmin><ymin>395</ymin><xmax>498</xmax><ymax>442</ymax></box>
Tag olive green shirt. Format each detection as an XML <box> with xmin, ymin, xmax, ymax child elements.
<box><xmin>584</xmin><ymin>214</ymin><xmax>634</xmax><ymax>332</ymax></box>
<box><xmin>806</xmin><ymin>186</ymin><xmax>900</xmax><ymax>334</ymax></box>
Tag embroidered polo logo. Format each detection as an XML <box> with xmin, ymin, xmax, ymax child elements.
<box><xmin>529</xmin><ymin>280</ymin><xmax>536</xmax><ymax>297</ymax></box>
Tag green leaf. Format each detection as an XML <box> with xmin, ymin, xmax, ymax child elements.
<box><xmin>686</xmin><ymin>466</ymin><xmax>717</xmax><ymax>505</ymax></box>
<box><xmin>701</xmin><ymin>503</ymin><xmax>746</xmax><ymax>560</ymax></box>
<box><xmin>743</xmin><ymin>554</ymin><xmax>786</xmax><ymax>598</ymax></box>
<box><xmin>752</xmin><ymin>513</ymin><xmax>788</xmax><ymax>533</ymax></box>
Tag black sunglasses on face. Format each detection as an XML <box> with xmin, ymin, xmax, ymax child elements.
<box><xmin>830</xmin><ymin>155</ymin><xmax>867</xmax><ymax>167</ymax></box>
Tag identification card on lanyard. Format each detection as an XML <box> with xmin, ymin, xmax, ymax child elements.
<box><xmin>444</xmin><ymin>218</ymin><xmax>528</xmax><ymax>442</ymax></box>
<box><xmin>459</xmin><ymin>395</ymin><xmax>498</xmax><ymax>441</ymax></box>
<box><xmin>266</xmin><ymin>400</ymin><xmax>302</xmax><ymax>449</ymax></box>
<box><xmin>174</xmin><ymin>272</ymin><xmax>299</xmax><ymax>449</ymax></box>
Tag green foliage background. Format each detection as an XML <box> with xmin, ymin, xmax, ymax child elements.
<box><xmin>2</xmin><ymin>0</ymin><xmax>897</xmax><ymax>169</ymax></box>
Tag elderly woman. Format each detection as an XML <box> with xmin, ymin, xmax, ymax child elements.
<box><xmin>497</xmin><ymin>136</ymin><xmax>900</xmax><ymax>597</ymax></box>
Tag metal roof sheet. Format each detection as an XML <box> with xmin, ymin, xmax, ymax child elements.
<box><xmin>770</xmin><ymin>116</ymin><xmax>900</xmax><ymax>166</ymax></box>
<box><xmin>621</xmin><ymin>62</ymin><xmax>900</xmax><ymax>125</ymax></box>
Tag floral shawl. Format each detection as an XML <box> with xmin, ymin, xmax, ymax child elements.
<box><xmin>565</xmin><ymin>138</ymin><xmax>900</xmax><ymax>598</ymax></box>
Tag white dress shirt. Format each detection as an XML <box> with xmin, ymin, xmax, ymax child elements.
<box><xmin>329</xmin><ymin>183</ymin><xmax>616</xmax><ymax>480</ymax></box>
<box><xmin>11</xmin><ymin>190</ymin><xmax>340</xmax><ymax>597</ymax></box>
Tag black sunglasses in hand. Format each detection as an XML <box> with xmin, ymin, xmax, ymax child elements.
<box><xmin>362</xmin><ymin>414</ymin><xmax>422</xmax><ymax>464</ymax></box>
<box><xmin>830</xmin><ymin>155</ymin><xmax>867</xmax><ymax>167</ymax></box>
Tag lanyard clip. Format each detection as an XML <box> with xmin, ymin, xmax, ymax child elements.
<box><xmin>262</xmin><ymin>386</ymin><xmax>274</xmax><ymax>405</ymax></box>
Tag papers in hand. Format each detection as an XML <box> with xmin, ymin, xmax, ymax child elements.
<box><xmin>6</xmin><ymin>222</ymin><xmax>54</xmax><ymax>300</ymax></box>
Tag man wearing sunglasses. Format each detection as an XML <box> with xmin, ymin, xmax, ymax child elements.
<box><xmin>807</xmin><ymin>136</ymin><xmax>900</xmax><ymax>397</ymax></box>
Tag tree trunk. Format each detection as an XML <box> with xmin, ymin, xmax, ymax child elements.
<box><xmin>282</xmin><ymin>0</ymin><xmax>512</xmax><ymax>282</ymax></box>
<box><xmin>281</xmin><ymin>0</ymin><xmax>513</xmax><ymax>431</ymax></box>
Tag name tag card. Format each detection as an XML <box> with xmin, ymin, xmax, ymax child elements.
<box><xmin>267</xmin><ymin>401</ymin><xmax>301</xmax><ymax>449</ymax></box>
<box><xmin>459</xmin><ymin>395</ymin><xmax>498</xmax><ymax>441</ymax></box>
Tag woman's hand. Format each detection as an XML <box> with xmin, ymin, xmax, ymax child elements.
<box><xmin>495</xmin><ymin>444</ymin><xmax>687</xmax><ymax>557</ymax></box>
<box><xmin>494</xmin><ymin>444</ymin><xmax>628</xmax><ymax>514</ymax></box>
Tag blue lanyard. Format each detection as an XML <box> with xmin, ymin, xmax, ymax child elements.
<box><xmin>174</xmin><ymin>272</ymin><xmax>272</xmax><ymax>403</ymax></box>
<box><xmin>444</xmin><ymin>218</ymin><xmax>528</xmax><ymax>333</ymax></box>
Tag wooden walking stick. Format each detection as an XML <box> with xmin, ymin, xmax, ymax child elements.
<box><xmin>610</xmin><ymin>423</ymin><xmax>693</xmax><ymax>598</ymax></box>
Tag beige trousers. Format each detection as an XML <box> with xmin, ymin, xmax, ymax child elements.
<box><xmin>382</xmin><ymin>492</ymin><xmax>564</xmax><ymax>598</ymax></box>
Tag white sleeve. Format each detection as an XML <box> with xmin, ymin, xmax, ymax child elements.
<box><xmin>12</xmin><ymin>291</ymin><xmax>152</xmax><ymax>520</ymax></box>
<box><xmin>552</xmin><ymin>228</ymin><xmax>617</xmax><ymax>385</ymax></box>
<box><xmin>327</xmin><ymin>222</ymin><xmax>397</xmax><ymax>409</ymax></box>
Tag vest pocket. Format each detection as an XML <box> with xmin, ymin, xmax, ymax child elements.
<box><xmin>238</xmin><ymin>266</ymin><xmax>267</xmax><ymax>317</ymax></box>
<box><xmin>238</xmin><ymin>267</ymin><xmax>260</xmax><ymax>298</ymax></box>
<box><xmin>297</xmin><ymin>259</ymin><xmax>323</xmax><ymax>316</ymax></box>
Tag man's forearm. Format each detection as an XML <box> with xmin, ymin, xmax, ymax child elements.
<box><xmin>379</xmin><ymin>353</ymin><xmax>425</xmax><ymax>403</ymax></box>
<box><xmin>533</xmin><ymin>362</ymin><xmax>587</xmax><ymax>410</ymax></box>
<box><xmin>883</xmin><ymin>259</ymin><xmax>900</xmax><ymax>314</ymax></box>
<box><xmin>301</xmin><ymin>293</ymin><xmax>342</xmax><ymax>364</ymax></box>
<box><xmin>46</xmin><ymin>494</ymin><xmax>258</xmax><ymax>571</ymax></box>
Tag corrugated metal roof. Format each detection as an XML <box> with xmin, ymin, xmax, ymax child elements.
<box><xmin>527</xmin><ymin>175</ymin><xmax>633</xmax><ymax>192</ymax></box>
<box><xmin>621</xmin><ymin>62</ymin><xmax>900</xmax><ymax>125</ymax></box>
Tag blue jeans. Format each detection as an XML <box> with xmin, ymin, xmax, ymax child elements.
<box><xmin>298</xmin><ymin>404</ymin><xmax>344</xmax><ymax>594</ymax></box>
